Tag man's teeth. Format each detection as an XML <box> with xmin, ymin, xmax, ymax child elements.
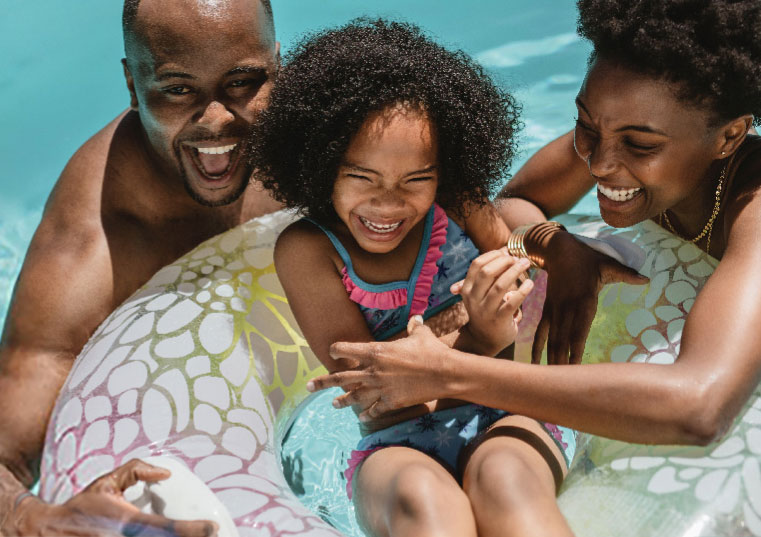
<box><xmin>197</xmin><ymin>144</ymin><xmax>236</xmax><ymax>155</ymax></box>
<box><xmin>597</xmin><ymin>183</ymin><xmax>642</xmax><ymax>202</ymax></box>
<box><xmin>360</xmin><ymin>216</ymin><xmax>402</xmax><ymax>234</ymax></box>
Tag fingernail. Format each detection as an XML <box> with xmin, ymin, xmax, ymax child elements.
<box><xmin>412</xmin><ymin>315</ymin><xmax>423</xmax><ymax>324</ymax></box>
<box><xmin>359</xmin><ymin>414</ymin><xmax>369</xmax><ymax>422</ymax></box>
<box><xmin>306</xmin><ymin>381</ymin><xmax>315</xmax><ymax>392</ymax></box>
<box><xmin>332</xmin><ymin>398</ymin><xmax>342</xmax><ymax>409</ymax></box>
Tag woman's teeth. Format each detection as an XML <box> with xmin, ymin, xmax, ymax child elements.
<box><xmin>359</xmin><ymin>216</ymin><xmax>402</xmax><ymax>234</ymax></box>
<box><xmin>197</xmin><ymin>144</ymin><xmax>236</xmax><ymax>155</ymax></box>
<box><xmin>597</xmin><ymin>183</ymin><xmax>642</xmax><ymax>202</ymax></box>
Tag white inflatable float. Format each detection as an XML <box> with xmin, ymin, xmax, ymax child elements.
<box><xmin>39</xmin><ymin>210</ymin><xmax>761</xmax><ymax>537</ymax></box>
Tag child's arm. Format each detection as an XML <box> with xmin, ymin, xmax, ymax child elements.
<box><xmin>443</xmin><ymin>202</ymin><xmax>533</xmax><ymax>356</ymax></box>
<box><xmin>274</xmin><ymin>221</ymin><xmax>374</xmax><ymax>371</ymax></box>
<box><xmin>276</xmin><ymin>220</ymin><xmax>447</xmax><ymax>427</ymax></box>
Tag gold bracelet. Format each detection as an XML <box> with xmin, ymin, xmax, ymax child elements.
<box><xmin>506</xmin><ymin>221</ymin><xmax>566</xmax><ymax>269</ymax></box>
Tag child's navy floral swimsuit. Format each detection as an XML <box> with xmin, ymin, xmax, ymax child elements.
<box><xmin>305</xmin><ymin>203</ymin><xmax>576</xmax><ymax>498</ymax></box>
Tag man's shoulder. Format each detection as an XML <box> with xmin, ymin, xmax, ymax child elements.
<box><xmin>46</xmin><ymin>111</ymin><xmax>145</xmax><ymax>226</ymax></box>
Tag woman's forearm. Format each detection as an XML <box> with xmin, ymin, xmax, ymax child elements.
<box><xmin>442</xmin><ymin>348</ymin><xmax>721</xmax><ymax>445</ymax></box>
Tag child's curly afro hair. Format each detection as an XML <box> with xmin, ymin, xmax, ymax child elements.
<box><xmin>577</xmin><ymin>0</ymin><xmax>761</xmax><ymax>126</ymax></box>
<box><xmin>249</xmin><ymin>18</ymin><xmax>521</xmax><ymax>221</ymax></box>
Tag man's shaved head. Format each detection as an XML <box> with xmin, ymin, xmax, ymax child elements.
<box><xmin>123</xmin><ymin>0</ymin><xmax>275</xmax><ymax>60</ymax></box>
<box><xmin>119</xmin><ymin>0</ymin><xmax>280</xmax><ymax>207</ymax></box>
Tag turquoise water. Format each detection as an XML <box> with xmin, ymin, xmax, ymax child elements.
<box><xmin>0</xmin><ymin>1</ymin><xmax>596</xmax><ymax>329</ymax></box>
<box><xmin>1</xmin><ymin>0</ymin><xmax>594</xmax><ymax>531</ymax></box>
<box><xmin>0</xmin><ymin>1</ymin><xmax>595</xmax><ymax>533</ymax></box>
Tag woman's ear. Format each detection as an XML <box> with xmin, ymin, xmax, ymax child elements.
<box><xmin>716</xmin><ymin>115</ymin><xmax>753</xmax><ymax>157</ymax></box>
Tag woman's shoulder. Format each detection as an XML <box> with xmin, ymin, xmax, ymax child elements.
<box><xmin>730</xmin><ymin>135</ymin><xmax>761</xmax><ymax>195</ymax></box>
<box><xmin>721</xmin><ymin>135</ymin><xmax>761</xmax><ymax>252</ymax></box>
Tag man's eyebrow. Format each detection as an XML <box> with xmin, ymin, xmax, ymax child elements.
<box><xmin>227</xmin><ymin>66</ymin><xmax>268</xmax><ymax>76</ymax></box>
<box><xmin>156</xmin><ymin>71</ymin><xmax>194</xmax><ymax>81</ymax></box>
<box><xmin>575</xmin><ymin>96</ymin><xmax>668</xmax><ymax>136</ymax></box>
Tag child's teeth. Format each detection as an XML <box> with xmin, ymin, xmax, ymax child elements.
<box><xmin>197</xmin><ymin>144</ymin><xmax>236</xmax><ymax>155</ymax></box>
<box><xmin>360</xmin><ymin>216</ymin><xmax>402</xmax><ymax>233</ymax></box>
<box><xmin>597</xmin><ymin>183</ymin><xmax>642</xmax><ymax>202</ymax></box>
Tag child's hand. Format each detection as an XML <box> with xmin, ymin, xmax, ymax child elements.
<box><xmin>451</xmin><ymin>249</ymin><xmax>534</xmax><ymax>356</ymax></box>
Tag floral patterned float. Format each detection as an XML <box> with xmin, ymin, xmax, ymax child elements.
<box><xmin>38</xmin><ymin>211</ymin><xmax>760</xmax><ymax>536</ymax></box>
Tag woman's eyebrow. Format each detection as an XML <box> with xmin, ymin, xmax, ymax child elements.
<box><xmin>575</xmin><ymin>97</ymin><xmax>668</xmax><ymax>136</ymax></box>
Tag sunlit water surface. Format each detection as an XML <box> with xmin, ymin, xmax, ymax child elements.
<box><xmin>1</xmin><ymin>2</ymin><xmax>596</xmax><ymax>533</ymax></box>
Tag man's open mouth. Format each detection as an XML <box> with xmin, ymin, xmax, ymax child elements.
<box><xmin>186</xmin><ymin>143</ymin><xmax>243</xmax><ymax>180</ymax></box>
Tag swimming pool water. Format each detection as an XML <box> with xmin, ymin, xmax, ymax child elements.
<box><xmin>0</xmin><ymin>1</ymin><xmax>595</xmax><ymax>329</ymax></box>
<box><xmin>1</xmin><ymin>3</ymin><xmax>594</xmax><ymax>531</ymax></box>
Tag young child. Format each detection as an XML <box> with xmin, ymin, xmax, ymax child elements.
<box><xmin>250</xmin><ymin>19</ymin><xmax>577</xmax><ymax>537</ymax></box>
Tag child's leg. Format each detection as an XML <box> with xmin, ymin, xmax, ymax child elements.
<box><xmin>461</xmin><ymin>415</ymin><xmax>574</xmax><ymax>537</ymax></box>
<box><xmin>353</xmin><ymin>446</ymin><xmax>477</xmax><ymax>537</ymax></box>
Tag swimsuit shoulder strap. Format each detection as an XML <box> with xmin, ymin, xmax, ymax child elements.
<box><xmin>302</xmin><ymin>218</ymin><xmax>354</xmax><ymax>270</ymax></box>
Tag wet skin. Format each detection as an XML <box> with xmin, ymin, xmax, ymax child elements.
<box><xmin>124</xmin><ymin>0</ymin><xmax>279</xmax><ymax>207</ymax></box>
<box><xmin>275</xmin><ymin>102</ymin><xmax>519</xmax><ymax>435</ymax></box>
<box><xmin>0</xmin><ymin>1</ymin><xmax>282</xmax><ymax>535</ymax></box>
<box><xmin>311</xmin><ymin>52</ymin><xmax>761</xmax><ymax>451</ymax></box>
<box><xmin>330</xmin><ymin>106</ymin><xmax>440</xmax><ymax>279</ymax></box>
<box><xmin>573</xmin><ymin>57</ymin><xmax>728</xmax><ymax>232</ymax></box>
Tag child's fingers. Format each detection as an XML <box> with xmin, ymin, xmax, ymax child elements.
<box><xmin>449</xmin><ymin>279</ymin><xmax>464</xmax><ymax>295</ymax></box>
<box><xmin>481</xmin><ymin>257</ymin><xmax>532</xmax><ymax>313</ymax></box>
<box><xmin>499</xmin><ymin>278</ymin><xmax>534</xmax><ymax>317</ymax></box>
<box><xmin>467</xmin><ymin>252</ymin><xmax>528</xmax><ymax>305</ymax></box>
<box><xmin>459</xmin><ymin>249</ymin><xmax>507</xmax><ymax>298</ymax></box>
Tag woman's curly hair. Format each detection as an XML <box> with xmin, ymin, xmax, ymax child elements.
<box><xmin>249</xmin><ymin>18</ymin><xmax>521</xmax><ymax>221</ymax></box>
<box><xmin>577</xmin><ymin>0</ymin><xmax>761</xmax><ymax>126</ymax></box>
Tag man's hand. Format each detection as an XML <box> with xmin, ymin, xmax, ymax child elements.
<box><xmin>537</xmin><ymin>232</ymin><xmax>648</xmax><ymax>365</ymax></box>
<box><xmin>308</xmin><ymin>317</ymin><xmax>457</xmax><ymax>421</ymax></box>
<box><xmin>10</xmin><ymin>460</ymin><xmax>217</xmax><ymax>537</ymax></box>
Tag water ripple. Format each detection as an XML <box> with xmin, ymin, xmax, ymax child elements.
<box><xmin>475</xmin><ymin>32</ymin><xmax>580</xmax><ymax>68</ymax></box>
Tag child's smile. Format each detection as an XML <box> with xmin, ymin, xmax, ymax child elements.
<box><xmin>331</xmin><ymin>104</ymin><xmax>439</xmax><ymax>254</ymax></box>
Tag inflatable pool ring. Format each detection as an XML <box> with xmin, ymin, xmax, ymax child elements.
<box><xmin>40</xmin><ymin>210</ymin><xmax>340</xmax><ymax>537</ymax></box>
<box><xmin>281</xmin><ymin>214</ymin><xmax>761</xmax><ymax>536</ymax></box>
<box><xmin>544</xmin><ymin>216</ymin><xmax>761</xmax><ymax>537</ymax></box>
<box><xmin>39</xmin><ymin>210</ymin><xmax>761</xmax><ymax>537</ymax></box>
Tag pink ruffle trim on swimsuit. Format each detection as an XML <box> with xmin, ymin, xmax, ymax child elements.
<box><xmin>409</xmin><ymin>204</ymin><xmax>448</xmax><ymax>315</ymax></box>
<box><xmin>339</xmin><ymin>204</ymin><xmax>448</xmax><ymax>315</ymax></box>
<box><xmin>344</xmin><ymin>447</ymin><xmax>383</xmax><ymax>499</ymax></box>
<box><xmin>341</xmin><ymin>267</ymin><xmax>408</xmax><ymax>309</ymax></box>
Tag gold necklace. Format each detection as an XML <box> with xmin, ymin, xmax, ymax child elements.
<box><xmin>660</xmin><ymin>162</ymin><xmax>727</xmax><ymax>253</ymax></box>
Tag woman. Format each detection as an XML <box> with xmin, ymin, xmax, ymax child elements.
<box><xmin>308</xmin><ymin>0</ymin><xmax>761</xmax><ymax>450</ymax></box>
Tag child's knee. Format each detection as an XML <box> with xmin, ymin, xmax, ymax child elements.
<box><xmin>464</xmin><ymin>445</ymin><xmax>556</xmax><ymax>505</ymax></box>
<box><xmin>387</xmin><ymin>463</ymin><xmax>469</xmax><ymax>525</ymax></box>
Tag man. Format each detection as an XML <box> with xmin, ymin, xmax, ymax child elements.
<box><xmin>0</xmin><ymin>0</ymin><xmax>280</xmax><ymax>534</ymax></box>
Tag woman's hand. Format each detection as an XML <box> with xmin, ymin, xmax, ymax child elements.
<box><xmin>308</xmin><ymin>317</ymin><xmax>457</xmax><ymax>421</ymax></box>
<box><xmin>538</xmin><ymin>231</ymin><xmax>648</xmax><ymax>365</ymax></box>
<box><xmin>450</xmin><ymin>249</ymin><xmax>534</xmax><ymax>356</ymax></box>
<box><xmin>10</xmin><ymin>459</ymin><xmax>217</xmax><ymax>537</ymax></box>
